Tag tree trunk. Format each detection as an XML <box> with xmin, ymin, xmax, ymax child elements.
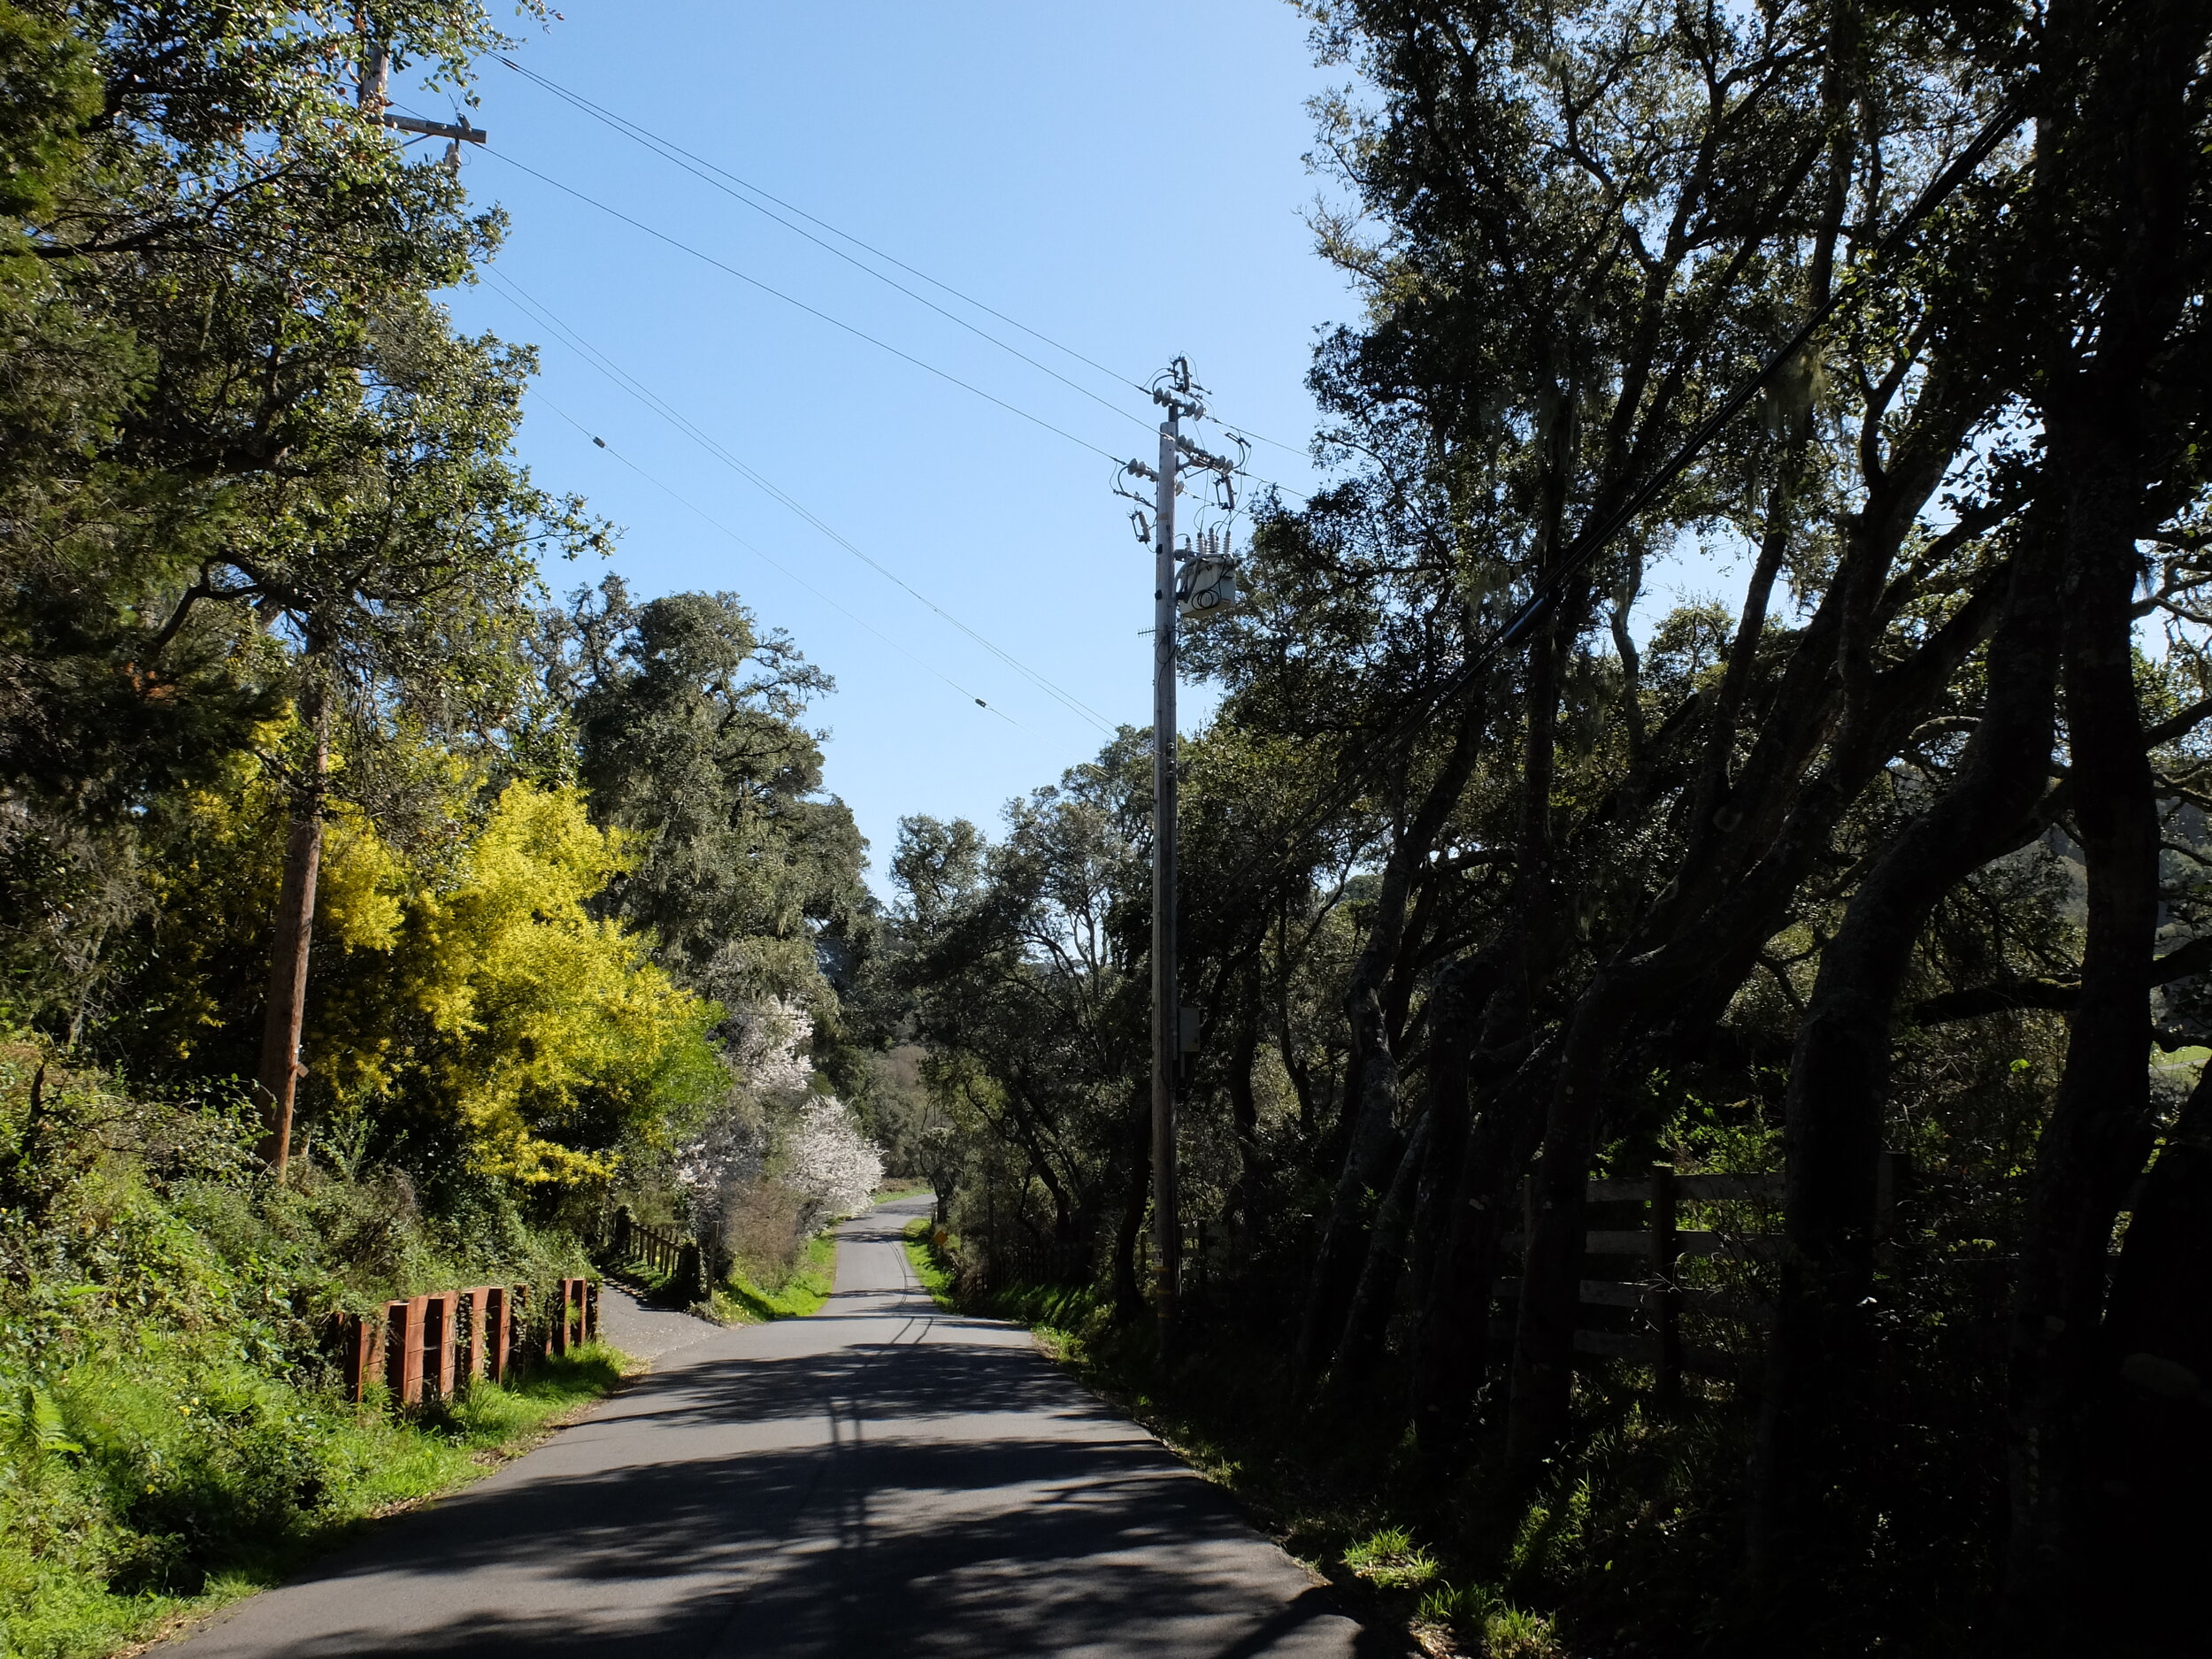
<box><xmin>1505</xmin><ymin>975</ymin><xmax>1627</xmax><ymax>1475</ymax></box>
<box><xmin>2090</xmin><ymin>1068</ymin><xmax>2212</xmax><ymax>1647</ymax></box>
<box><xmin>2002</xmin><ymin>465</ymin><xmax>2162</xmax><ymax>1628</ymax></box>
<box><xmin>1747</xmin><ymin>521</ymin><xmax>2062</xmax><ymax>1583</ymax></box>
<box><xmin>1405</xmin><ymin>956</ymin><xmax>1484</xmax><ymax>1318</ymax></box>
<box><xmin>1409</xmin><ymin>1044</ymin><xmax>1553</xmax><ymax>1451</ymax></box>
<box><xmin>2001</xmin><ymin>0</ymin><xmax>2204</xmax><ymax>1624</ymax></box>
<box><xmin>255</xmin><ymin>688</ymin><xmax>328</xmax><ymax>1177</ymax></box>
<box><xmin>1226</xmin><ymin>970</ymin><xmax>1263</xmax><ymax>1254</ymax></box>
<box><xmin>1113</xmin><ymin>1095</ymin><xmax>1149</xmax><ymax>1321</ymax></box>
<box><xmin>1321</xmin><ymin>1108</ymin><xmax>1431</xmax><ymax>1405</ymax></box>
<box><xmin>1295</xmin><ymin>703</ymin><xmax>1482</xmax><ymax>1379</ymax></box>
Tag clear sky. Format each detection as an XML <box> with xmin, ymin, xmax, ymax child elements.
<box><xmin>414</xmin><ymin>1</ymin><xmax>1356</xmax><ymax>895</ymax></box>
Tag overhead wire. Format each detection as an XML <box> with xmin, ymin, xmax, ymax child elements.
<box><xmin>479</xmin><ymin>265</ymin><xmax>1119</xmax><ymax>734</ymax></box>
<box><xmin>494</xmin><ymin>52</ymin><xmax>1163</xmax><ymax>440</ymax></box>
<box><xmin>482</xmin><ymin>54</ymin><xmax>1311</xmax><ymax>504</ymax></box>
<box><xmin>522</xmin><ymin>387</ymin><xmax>1022</xmax><ymax>728</ymax></box>
<box><xmin>478</xmin><ymin>146</ymin><xmax>1131</xmax><ymax>468</ymax></box>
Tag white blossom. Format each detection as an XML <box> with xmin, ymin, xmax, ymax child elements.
<box><xmin>779</xmin><ymin>1094</ymin><xmax>884</xmax><ymax>1230</ymax></box>
<box><xmin>672</xmin><ymin>997</ymin><xmax>884</xmax><ymax>1264</ymax></box>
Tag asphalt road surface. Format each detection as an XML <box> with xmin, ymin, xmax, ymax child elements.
<box><xmin>165</xmin><ymin>1194</ymin><xmax>1379</xmax><ymax>1657</ymax></box>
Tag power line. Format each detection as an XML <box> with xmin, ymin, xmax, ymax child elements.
<box><xmin>523</xmin><ymin>385</ymin><xmax>1022</xmax><ymax>728</ymax></box>
<box><xmin>1197</xmin><ymin>78</ymin><xmax>2043</xmax><ymax>895</ymax></box>
<box><xmin>480</xmin><ymin>265</ymin><xmax>1120</xmax><ymax>734</ymax></box>
<box><xmin>495</xmin><ymin>53</ymin><xmax>1159</xmax><ymax>440</ymax></box>
<box><xmin>477</xmin><ymin>147</ymin><xmax>1132</xmax><ymax>469</ymax></box>
<box><xmin>493</xmin><ymin>55</ymin><xmax>1148</xmax><ymax>399</ymax></box>
<box><xmin>480</xmin><ymin>57</ymin><xmax>1311</xmax><ymax>505</ymax></box>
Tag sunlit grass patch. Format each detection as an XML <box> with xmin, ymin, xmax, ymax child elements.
<box><xmin>712</xmin><ymin>1233</ymin><xmax>836</xmax><ymax>1324</ymax></box>
<box><xmin>901</xmin><ymin>1216</ymin><xmax>957</xmax><ymax>1308</ymax></box>
<box><xmin>1343</xmin><ymin>1525</ymin><xmax>1438</xmax><ymax>1588</ymax></box>
<box><xmin>1414</xmin><ymin>1581</ymin><xmax>1564</xmax><ymax>1657</ymax></box>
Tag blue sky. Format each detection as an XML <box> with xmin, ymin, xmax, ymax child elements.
<box><xmin>420</xmin><ymin>2</ymin><xmax>1356</xmax><ymax>894</ymax></box>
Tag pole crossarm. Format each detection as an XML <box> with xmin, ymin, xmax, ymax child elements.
<box><xmin>384</xmin><ymin>114</ymin><xmax>488</xmax><ymax>144</ymax></box>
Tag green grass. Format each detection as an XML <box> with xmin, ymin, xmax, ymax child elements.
<box><xmin>1</xmin><ymin>1343</ymin><xmax>631</xmax><ymax>1659</ymax></box>
<box><xmin>902</xmin><ymin>1217</ymin><xmax>956</xmax><ymax>1307</ymax></box>
<box><xmin>710</xmin><ymin>1233</ymin><xmax>836</xmax><ymax>1324</ymax></box>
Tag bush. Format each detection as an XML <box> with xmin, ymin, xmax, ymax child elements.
<box><xmin>0</xmin><ymin>1038</ymin><xmax>620</xmax><ymax>1659</ymax></box>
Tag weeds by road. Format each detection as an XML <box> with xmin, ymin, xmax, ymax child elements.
<box><xmin>7</xmin><ymin>1346</ymin><xmax>633</xmax><ymax>1659</ymax></box>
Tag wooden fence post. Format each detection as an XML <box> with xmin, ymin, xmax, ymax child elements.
<box><xmin>423</xmin><ymin>1293</ymin><xmax>457</xmax><ymax>1402</ymax></box>
<box><xmin>1874</xmin><ymin>1149</ymin><xmax>1902</xmax><ymax>1273</ymax></box>
<box><xmin>485</xmin><ymin>1286</ymin><xmax>509</xmax><ymax>1382</ymax></box>
<box><xmin>511</xmin><ymin>1282</ymin><xmax>539</xmax><ymax>1364</ymax></box>
<box><xmin>386</xmin><ymin>1296</ymin><xmax>426</xmax><ymax>1407</ymax></box>
<box><xmin>1649</xmin><ymin>1162</ymin><xmax>1681</xmax><ymax>1402</ymax></box>
<box><xmin>465</xmin><ymin>1287</ymin><xmax>494</xmax><ymax>1385</ymax></box>
<box><xmin>343</xmin><ymin>1310</ymin><xmax>378</xmax><ymax>1403</ymax></box>
<box><xmin>612</xmin><ymin>1204</ymin><xmax>632</xmax><ymax>1263</ymax></box>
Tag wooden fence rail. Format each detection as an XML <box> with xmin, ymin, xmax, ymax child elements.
<box><xmin>607</xmin><ymin>1204</ymin><xmax>701</xmax><ymax>1294</ymax></box>
<box><xmin>334</xmin><ymin>1275</ymin><xmax>598</xmax><ymax>1411</ymax></box>
<box><xmin>1488</xmin><ymin>1156</ymin><xmax>1902</xmax><ymax>1392</ymax></box>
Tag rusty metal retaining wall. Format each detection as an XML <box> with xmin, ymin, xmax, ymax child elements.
<box><xmin>336</xmin><ymin>1275</ymin><xmax>599</xmax><ymax>1410</ymax></box>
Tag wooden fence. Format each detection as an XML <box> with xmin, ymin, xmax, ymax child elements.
<box><xmin>334</xmin><ymin>1275</ymin><xmax>598</xmax><ymax>1410</ymax></box>
<box><xmin>1490</xmin><ymin>1156</ymin><xmax>1902</xmax><ymax>1392</ymax></box>
<box><xmin>605</xmin><ymin>1205</ymin><xmax>703</xmax><ymax>1299</ymax></box>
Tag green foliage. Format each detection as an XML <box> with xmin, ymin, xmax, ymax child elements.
<box><xmin>0</xmin><ymin>1036</ymin><xmax>626</xmax><ymax>1659</ymax></box>
<box><xmin>0</xmin><ymin>4</ymin><xmax>882</xmax><ymax>1651</ymax></box>
<box><xmin>541</xmin><ymin>578</ymin><xmax>872</xmax><ymax>1018</ymax></box>
<box><xmin>711</xmin><ymin>1233</ymin><xmax>835</xmax><ymax>1325</ymax></box>
<box><xmin>1342</xmin><ymin>1525</ymin><xmax>1437</xmax><ymax>1589</ymax></box>
<box><xmin>901</xmin><ymin>1216</ymin><xmax>956</xmax><ymax>1308</ymax></box>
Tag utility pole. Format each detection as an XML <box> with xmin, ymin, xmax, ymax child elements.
<box><xmin>1149</xmin><ymin>369</ymin><xmax>1185</xmax><ymax>1353</ymax></box>
<box><xmin>1114</xmin><ymin>359</ymin><xmax>1245</xmax><ymax>1359</ymax></box>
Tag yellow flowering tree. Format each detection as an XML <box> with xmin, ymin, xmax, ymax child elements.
<box><xmin>311</xmin><ymin>782</ymin><xmax>723</xmax><ymax>1184</ymax></box>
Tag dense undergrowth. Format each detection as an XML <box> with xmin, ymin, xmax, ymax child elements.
<box><xmin>0</xmin><ymin>1039</ymin><xmax>625</xmax><ymax>1659</ymax></box>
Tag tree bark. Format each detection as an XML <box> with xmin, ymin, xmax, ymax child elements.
<box><xmin>1408</xmin><ymin>1037</ymin><xmax>1553</xmax><ymax>1449</ymax></box>
<box><xmin>1226</xmin><ymin>968</ymin><xmax>1263</xmax><ymax>1254</ymax></box>
<box><xmin>254</xmin><ymin>685</ymin><xmax>328</xmax><ymax>1176</ymax></box>
<box><xmin>2001</xmin><ymin>0</ymin><xmax>2206</xmax><ymax>1626</ymax></box>
<box><xmin>2091</xmin><ymin>1069</ymin><xmax>2212</xmax><ymax>1645</ymax></box>
<box><xmin>2002</xmin><ymin>464</ymin><xmax>2162</xmax><ymax>1627</ymax></box>
<box><xmin>1295</xmin><ymin>702</ymin><xmax>1481</xmax><ymax>1378</ymax></box>
<box><xmin>1505</xmin><ymin>974</ymin><xmax>1628</xmax><ymax>1474</ymax></box>
<box><xmin>1112</xmin><ymin>1094</ymin><xmax>1149</xmax><ymax>1320</ymax></box>
<box><xmin>1321</xmin><ymin>1108</ymin><xmax>1432</xmax><ymax>1404</ymax></box>
<box><xmin>1746</xmin><ymin>515</ymin><xmax>2063</xmax><ymax>1585</ymax></box>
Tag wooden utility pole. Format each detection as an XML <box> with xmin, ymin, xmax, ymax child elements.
<box><xmin>1149</xmin><ymin>373</ymin><xmax>1184</xmax><ymax>1352</ymax></box>
<box><xmin>256</xmin><ymin>681</ymin><xmax>328</xmax><ymax>1177</ymax></box>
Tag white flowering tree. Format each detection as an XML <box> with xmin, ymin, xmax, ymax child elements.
<box><xmin>779</xmin><ymin>1095</ymin><xmax>884</xmax><ymax>1232</ymax></box>
<box><xmin>674</xmin><ymin>995</ymin><xmax>884</xmax><ymax>1277</ymax></box>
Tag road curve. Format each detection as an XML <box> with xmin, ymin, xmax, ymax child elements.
<box><xmin>164</xmin><ymin>1194</ymin><xmax>1379</xmax><ymax>1657</ymax></box>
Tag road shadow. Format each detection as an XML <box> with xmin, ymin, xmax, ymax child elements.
<box><xmin>171</xmin><ymin>1202</ymin><xmax>1389</xmax><ymax>1658</ymax></box>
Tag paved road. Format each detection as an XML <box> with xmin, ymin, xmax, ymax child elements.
<box><xmin>166</xmin><ymin>1195</ymin><xmax>1379</xmax><ymax>1657</ymax></box>
<box><xmin>595</xmin><ymin>1280</ymin><xmax>724</xmax><ymax>1363</ymax></box>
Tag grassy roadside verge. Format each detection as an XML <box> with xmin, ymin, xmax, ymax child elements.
<box><xmin>9</xmin><ymin>1344</ymin><xmax>635</xmax><ymax>1659</ymax></box>
<box><xmin>710</xmin><ymin>1233</ymin><xmax>836</xmax><ymax>1324</ymax></box>
<box><xmin>895</xmin><ymin>1218</ymin><xmax>1557</xmax><ymax>1658</ymax></box>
